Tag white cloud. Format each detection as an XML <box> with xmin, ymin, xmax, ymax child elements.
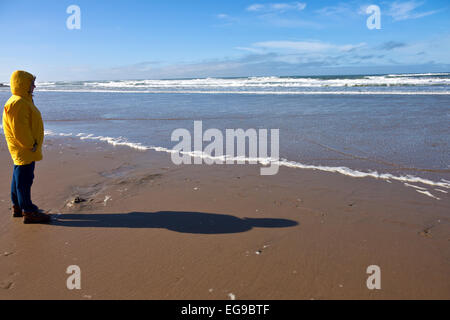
<box><xmin>257</xmin><ymin>15</ymin><xmax>322</xmax><ymax>28</ymax></box>
<box><xmin>244</xmin><ymin>2</ymin><xmax>316</xmax><ymax>29</ymax></box>
<box><xmin>387</xmin><ymin>1</ymin><xmax>440</xmax><ymax>21</ymax></box>
<box><xmin>235</xmin><ymin>46</ymin><xmax>266</xmax><ymax>54</ymax></box>
<box><xmin>247</xmin><ymin>4</ymin><xmax>264</xmax><ymax>12</ymax></box>
<box><xmin>253</xmin><ymin>41</ymin><xmax>366</xmax><ymax>53</ymax></box>
<box><xmin>214</xmin><ymin>13</ymin><xmax>238</xmax><ymax>26</ymax></box>
<box><xmin>316</xmin><ymin>3</ymin><xmax>354</xmax><ymax>16</ymax></box>
<box><xmin>247</xmin><ymin>2</ymin><xmax>307</xmax><ymax>13</ymax></box>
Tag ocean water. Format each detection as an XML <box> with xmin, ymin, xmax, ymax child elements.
<box><xmin>1</xmin><ymin>73</ymin><xmax>449</xmax><ymax>191</ymax></box>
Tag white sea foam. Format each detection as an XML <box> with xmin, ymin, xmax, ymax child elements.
<box><xmin>2</xmin><ymin>128</ymin><xmax>448</xmax><ymax>193</ymax></box>
<box><xmin>415</xmin><ymin>190</ymin><xmax>441</xmax><ymax>200</ymax></box>
<box><xmin>36</xmin><ymin>81</ymin><xmax>57</xmax><ymax>86</ymax></box>
<box><xmin>32</xmin><ymin>74</ymin><xmax>450</xmax><ymax>94</ymax></box>
<box><xmin>404</xmin><ymin>183</ymin><xmax>428</xmax><ymax>191</ymax></box>
<box><xmin>78</xmin><ymin>134</ymin><xmax>153</xmax><ymax>151</ymax></box>
<box><xmin>36</xmin><ymin>75</ymin><xmax>450</xmax><ymax>89</ymax></box>
<box><xmin>44</xmin><ymin>130</ymin><xmax>73</xmax><ymax>137</ymax></box>
<box><xmin>387</xmin><ymin>73</ymin><xmax>450</xmax><ymax>77</ymax></box>
<box><xmin>35</xmin><ymin>89</ymin><xmax>450</xmax><ymax>95</ymax></box>
<box><xmin>275</xmin><ymin>159</ymin><xmax>450</xmax><ymax>189</ymax></box>
<box><xmin>4</xmin><ymin>129</ymin><xmax>449</xmax><ymax>190</ymax></box>
<box><xmin>43</xmin><ymin>130</ymin><xmax>450</xmax><ymax>191</ymax></box>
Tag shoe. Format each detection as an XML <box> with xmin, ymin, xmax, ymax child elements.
<box><xmin>23</xmin><ymin>211</ymin><xmax>51</xmax><ymax>224</ymax></box>
<box><xmin>12</xmin><ymin>205</ymin><xmax>23</xmax><ymax>218</ymax></box>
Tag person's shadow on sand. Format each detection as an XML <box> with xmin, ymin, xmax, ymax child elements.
<box><xmin>52</xmin><ymin>211</ymin><xmax>298</xmax><ymax>234</ymax></box>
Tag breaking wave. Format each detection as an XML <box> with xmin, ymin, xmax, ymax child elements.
<box><xmin>24</xmin><ymin>73</ymin><xmax>450</xmax><ymax>94</ymax></box>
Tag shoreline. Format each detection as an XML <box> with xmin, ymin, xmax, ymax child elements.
<box><xmin>42</xmin><ymin>130</ymin><xmax>450</xmax><ymax>192</ymax></box>
<box><xmin>0</xmin><ymin>136</ymin><xmax>449</xmax><ymax>299</ymax></box>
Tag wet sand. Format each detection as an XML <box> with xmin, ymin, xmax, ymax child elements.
<box><xmin>0</xmin><ymin>136</ymin><xmax>449</xmax><ymax>300</ymax></box>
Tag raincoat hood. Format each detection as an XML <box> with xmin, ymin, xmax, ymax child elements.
<box><xmin>10</xmin><ymin>70</ymin><xmax>35</xmax><ymax>98</ymax></box>
<box><xmin>3</xmin><ymin>70</ymin><xmax>44</xmax><ymax>165</ymax></box>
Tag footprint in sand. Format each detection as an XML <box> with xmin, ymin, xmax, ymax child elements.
<box><xmin>0</xmin><ymin>280</ymin><xmax>14</xmax><ymax>290</ymax></box>
<box><xmin>99</xmin><ymin>164</ymin><xmax>135</xmax><ymax>179</ymax></box>
<box><xmin>273</xmin><ymin>200</ymin><xmax>282</xmax><ymax>207</ymax></box>
<box><xmin>419</xmin><ymin>228</ymin><xmax>433</xmax><ymax>238</ymax></box>
<box><xmin>137</xmin><ymin>173</ymin><xmax>163</xmax><ymax>184</ymax></box>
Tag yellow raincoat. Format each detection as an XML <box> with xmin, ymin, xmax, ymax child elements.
<box><xmin>2</xmin><ymin>70</ymin><xmax>44</xmax><ymax>165</ymax></box>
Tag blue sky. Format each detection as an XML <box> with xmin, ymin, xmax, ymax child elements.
<box><xmin>0</xmin><ymin>0</ymin><xmax>449</xmax><ymax>81</ymax></box>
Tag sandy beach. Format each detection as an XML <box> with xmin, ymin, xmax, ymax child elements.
<box><xmin>0</xmin><ymin>135</ymin><xmax>448</xmax><ymax>300</ymax></box>
<box><xmin>2</xmin><ymin>0</ymin><xmax>450</xmax><ymax>305</ymax></box>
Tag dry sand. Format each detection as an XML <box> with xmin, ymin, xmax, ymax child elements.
<box><xmin>0</xmin><ymin>136</ymin><xmax>449</xmax><ymax>300</ymax></box>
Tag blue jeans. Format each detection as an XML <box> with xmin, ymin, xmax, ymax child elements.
<box><xmin>11</xmin><ymin>162</ymin><xmax>38</xmax><ymax>212</ymax></box>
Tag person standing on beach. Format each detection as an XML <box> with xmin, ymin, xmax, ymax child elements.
<box><xmin>2</xmin><ymin>70</ymin><xmax>50</xmax><ymax>224</ymax></box>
